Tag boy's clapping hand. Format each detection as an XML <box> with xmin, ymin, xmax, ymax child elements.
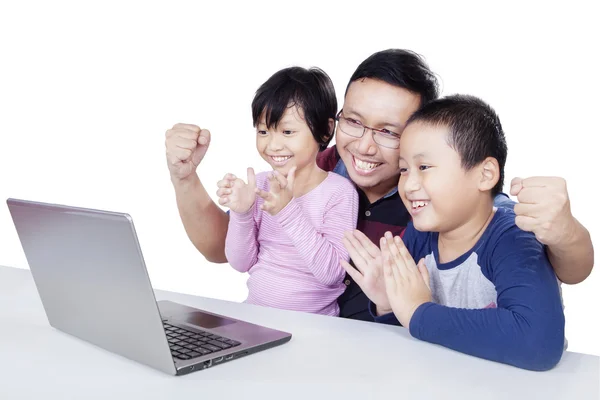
<box><xmin>380</xmin><ymin>233</ymin><xmax>432</xmax><ymax>328</ymax></box>
<box><xmin>217</xmin><ymin>168</ymin><xmax>257</xmax><ymax>214</ymax></box>
<box><xmin>256</xmin><ymin>167</ymin><xmax>297</xmax><ymax>216</ymax></box>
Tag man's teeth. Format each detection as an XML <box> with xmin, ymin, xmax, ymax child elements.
<box><xmin>355</xmin><ymin>158</ymin><xmax>379</xmax><ymax>170</ymax></box>
<box><xmin>272</xmin><ymin>156</ymin><xmax>291</xmax><ymax>162</ymax></box>
<box><xmin>412</xmin><ymin>201</ymin><xmax>429</xmax><ymax>209</ymax></box>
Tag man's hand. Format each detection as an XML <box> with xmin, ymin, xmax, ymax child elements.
<box><xmin>217</xmin><ymin>168</ymin><xmax>257</xmax><ymax>214</ymax></box>
<box><xmin>510</xmin><ymin>177</ymin><xmax>575</xmax><ymax>247</ymax></box>
<box><xmin>165</xmin><ymin>123</ymin><xmax>211</xmax><ymax>181</ymax></box>
<box><xmin>255</xmin><ymin>167</ymin><xmax>296</xmax><ymax>216</ymax></box>
<box><xmin>341</xmin><ymin>230</ymin><xmax>390</xmax><ymax>314</ymax></box>
<box><xmin>381</xmin><ymin>234</ymin><xmax>431</xmax><ymax>328</ymax></box>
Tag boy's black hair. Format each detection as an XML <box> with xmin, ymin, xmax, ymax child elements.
<box><xmin>345</xmin><ymin>49</ymin><xmax>440</xmax><ymax>107</ymax></box>
<box><xmin>251</xmin><ymin>66</ymin><xmax>337</xmax><ymax>151</ymax></box>
<box><xmin>406</xmin><ymin>94</ymin><xmax>508</xmax><ymax>196</ymax></box>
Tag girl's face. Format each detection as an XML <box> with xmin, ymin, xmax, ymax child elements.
<box><xmin>256</xmin><ymin>105</ymin><xmax>321</xmax><ymax>176</ymax></box>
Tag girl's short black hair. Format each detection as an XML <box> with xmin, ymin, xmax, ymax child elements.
<box><xmin>251</xmin><ymin>66</ymin><xmax>337</xmax><ymax>151</ymax></box>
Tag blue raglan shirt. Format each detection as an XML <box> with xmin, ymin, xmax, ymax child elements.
<box><xmin>371</xmin><ymin>207</ymin><xmax>565</xmax><ymax>371</ymax></box>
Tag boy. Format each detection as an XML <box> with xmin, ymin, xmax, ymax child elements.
<box><xmin>364</xmin><ymin>95</ymin><xmax>565</xmax><ymax>371</ymax></box>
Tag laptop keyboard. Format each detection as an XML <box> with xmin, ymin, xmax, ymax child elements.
<box><xmin>163</xmin><ymin>322</ymin><xmax>241</xmax><ymax>360</ymax></box>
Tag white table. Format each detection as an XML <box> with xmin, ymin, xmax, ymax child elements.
<box><xmin>1</xmin><ymin>265</ymin><xmax>598</xmax><ymax>399</ymax></box>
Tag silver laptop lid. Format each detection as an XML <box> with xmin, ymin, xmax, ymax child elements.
<box><xmin>7</xmin><ymin>198</ymin><xmax>176</xmax><ymax>375</ymax></box>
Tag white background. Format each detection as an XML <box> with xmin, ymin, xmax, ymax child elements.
<box><xmin>1</xmin><ymin>1</ymin><xmax>598</xmax><ymax>356</ymax></box>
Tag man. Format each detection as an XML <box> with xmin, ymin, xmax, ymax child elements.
<box><xmin>164</xmin><ymin>49</ymin><xmax>594</xmax><ymax>321</ymax></box>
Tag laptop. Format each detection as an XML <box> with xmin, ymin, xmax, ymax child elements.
<box><xmin>6</xmin><ymin>198</ymin><xmax>292</xmax><ymax>376</ymax></box>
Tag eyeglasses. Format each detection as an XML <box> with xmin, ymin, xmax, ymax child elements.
<box><xmin>335</xmin><ymin>110</ymin><xmax>401</xmax><ymax>149</ymax></box>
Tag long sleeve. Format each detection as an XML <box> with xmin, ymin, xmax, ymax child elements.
<box><xmin>224</xmin><ymin>207</ymin><xmax>258</xmax><ymax>273</ymax></box>
<box><xmin>275</xmin><ymin>183</ymin><xmax>359</xmax><ymax>286</ymax></box>
<box><xmin>405</xmin><ymin>231</ymin><xmax>565</xmax><ymax>371</ymax></box>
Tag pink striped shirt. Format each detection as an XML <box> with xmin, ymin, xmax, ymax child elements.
<box><xmin>225</xmin><ymin>171</ymin><xmax>359</xmax><ymax>316</ymax></box>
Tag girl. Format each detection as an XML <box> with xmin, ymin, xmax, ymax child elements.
<box><xmin>217</xmin><ymin>66</ymin><xmax>358</xmax><ymax>316</ymax></box>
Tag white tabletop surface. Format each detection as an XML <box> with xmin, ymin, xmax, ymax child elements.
<box><xmin>1</xmin><ymin>265</ymin><xmax>598</xmax><ymax>399</ymax></box>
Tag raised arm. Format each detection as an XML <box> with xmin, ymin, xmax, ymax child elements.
<box><xmin>166</xmin><ymin>123</ymin><xmax>228</xmax><ymax>263</ymax></box>
<box><xmin>545</xmin><ymin>217</ymin><xmax>593</xmax><ymax>284</ymax></box>
<box><xmin>509</xmin><ymin>177</ymin><xmax>594</xmax><ymax>284</ymax></box>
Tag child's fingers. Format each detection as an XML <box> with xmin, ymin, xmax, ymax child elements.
<box><xmin>344</xmin><ymin>232</ymin><xmax>372</xmax><ymax>269</ymax></box>
<box><xmin>342</xmin><ymin>236</ymin><xmax>365</xmax><ymax>269</ymax></box>
<box><xmin>382</xmin><ymin>253</ymin><xmax>397</xmax><ymax>296</ymax></box>
<box><xmin>353</xmin><ymin>230</ymin><xmax>381</xmax><ymax>260</ymax></box>
<box><xmin>340</xmin><ymin>259</ymin><xmax>363</xmax><ymax>284</ymax></box>
<box><xmin>417</xmin><ymin>258</ymin><xmax>430</xmax><ymax>290</ymax></box>
<box><xmin>222</xmin><ymin>173</ymin><xmax>237</xmax><ymax>186</ymax></box>
<box><xmin>380</xmin><ymin>237</ymin><xmax>391</xmax><ymax>263</ymax></box>
<box><xmin>216</xmin><ymin>187</ymin><xmax>231</xmax><ymax>197</ymax></box>
<box><xmin>260</xmin><ymin>202</ymin><xmax>273</xmax><ymax>212</ymax></box>
<box><xmin>247</xmin><ymin>167</ymin><xmax>256</xmax><ymax>188</ymax></box>
<box><xmin>394</xmin><ymin>236</ymin><xmax>417</xmax><ymax>269</ymax></box>
<box><xmin>388</xmin><ymin>244</ymin><xmax>404</xmax><ymax>287</ymax></box>
<box><xmin>267</xmin><ymin>172</ymin><xmax>281</xmax><ymax>193</ymax></box>
<box><xmin>286</xmin><ymin>166</ymin><xmax>297</xmax><ymax>190</ymax></box>
<box><xmin>220</xmin><ymin>173</ymin><xmax>236</xmax><ymax>180</ymax></box>
<box><xmin>272</xmin><ymin>170</ymin><xmax>288</xmax><ymax>189</ymax></box>
<box><xmin>384</xmin><ymin>233</ymin><xmax>406</xmax><ymax>277</ymax></box>
<box><xmin>381</xmin><ymin>236</ymin><xmax>405</xmax><ymax>281</ymax></box>
<box><xmin>218</xmin><ymin>175</ymin><xmax>239</xmax><ymax>189</ymax></box>
<box><xmin>218</xmin><ymin>196</ymin><xmax>229</xmax><ymax>206</ymax></box>
<box><xmin>255</xmin><ymin>188</ymin><xmax>273</xmax><ymax>201</ymax></box>
<box><xmin>394</xmin><ymin>236</ymin><xmax>419</xmax><ymax>283</ymax></box>
<box><xmin>216</xmin><ymin>178</ymin><xmax>231</xmax><ymax>188</ymax></box>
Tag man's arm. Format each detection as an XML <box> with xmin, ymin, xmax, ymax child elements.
<box><xmin>545</xmin><ymin>216</ymin><xmax>593</xmax><ymax>284</ymax></box>
<box><xmin>166</xmin><ymin>123</ymin><xmax>229</xmax><ymax>263</ymax></box>
<box><xmin>173</xmin><ymin>174</ymin><xmax>229</xmax><ymax>263</ymax></box>
<box><xmin>501</xmin><ymin>176</ymin><xmax>594</xmax><ymax>284</ymax></box>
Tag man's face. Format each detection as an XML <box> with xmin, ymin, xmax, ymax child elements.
<box><xmin>335</xmin><ymin>78</ymin><xmax>421</xmax><ymax>201</ymax></box>
<box><xmin>398</xmin><ymin>122</ymin><xmax>481</xmax><ymax>233</ymax></box>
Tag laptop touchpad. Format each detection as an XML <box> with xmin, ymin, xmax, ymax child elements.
<box><xmin>181</xmin><ymin>311</ymin><xmax>237</xmax><ymax>329</ymax></box>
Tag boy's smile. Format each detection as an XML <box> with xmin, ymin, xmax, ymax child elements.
<box><xmin>398</xmin><ymin>122</ymin><xmax>483</xmax><ymax>233</ymax></box>
<box><xmin>407</xmin><ymin>199</ymin><xmax>431</xmax><ymax>216</ymax></box>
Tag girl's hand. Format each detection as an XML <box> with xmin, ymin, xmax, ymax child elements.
<box><xmin>217</xmin><ymin>168</ymin><xmax>257</xmax><ymax>214</ymax></box>
<box><xmin>256</xmin><ymin>167</ymin><xmax>297</xmax><ymax>216</ymax></box>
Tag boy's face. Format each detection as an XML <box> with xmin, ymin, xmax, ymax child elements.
<box><xmin>256</xmin><ymin>105</ymin><xmax>321</xmax><ymax>176</ymax></box>
<box><xmin>398</xmin><ymin>122</ymin><xmax>482</xmax><ymax>232</ymax></box>
<box><xmin>335</xmin><ymin>78</ymin><xmax>421</xmax><ymax>201</ymax></box>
